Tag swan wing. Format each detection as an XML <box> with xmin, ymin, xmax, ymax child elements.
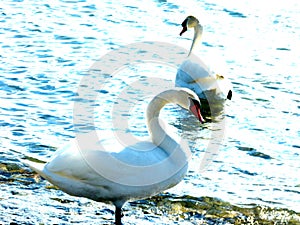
<box><xmin>176</xmin><ymin>59</ymin><xmax>211</xmax><ymax>83</ymax></box>
<box><xmin>176</xmin><ymin>60</ymin><xmax>232</xmax><ymax>99</ymax></box>
<box><xmin>37</xmin><ymin>138</ymin><xmax>176</xmax><ymax>187</ymax></box>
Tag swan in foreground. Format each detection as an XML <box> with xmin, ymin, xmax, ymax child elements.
<box><xmin>176</xmin><ymin>15</ymin><xmax>233</xmax><ymax>101</ymax></box>
<box><xmin>22</xmin><ymin>88</ymin><xmax>204</xmax><ymax>225</ymax></box>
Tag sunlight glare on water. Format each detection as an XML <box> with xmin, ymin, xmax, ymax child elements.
<box><xmin>0</xmin><ymin>0</ymin><xmax>299</xmax><ymax>223</ymax></box>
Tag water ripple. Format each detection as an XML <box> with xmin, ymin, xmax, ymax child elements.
<box><xmin>0</xmin><ymin>0</ymin><xmax>299</xmax><ymax>223</ymax></box>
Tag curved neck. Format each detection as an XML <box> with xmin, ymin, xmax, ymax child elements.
<box><xmin>146</xmin><ymin>91</ymin><xmax>187</xmax><ymax>156</ymax></box>
<box><xmin>188</xmin><ymin>24</ymin><xmax>203</xmax><ymax>56</ymax></box>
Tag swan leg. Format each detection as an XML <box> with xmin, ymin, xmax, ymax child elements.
<box><xmin>115</xmin><ymin>206</ymin><xmax>122</xmax><ymax>225</ymax></box>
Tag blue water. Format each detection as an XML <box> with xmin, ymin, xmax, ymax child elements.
<box><xmin>1</xmin><ymin>0</ymin><xmax>299</xmax><ymax>223</ymax></box>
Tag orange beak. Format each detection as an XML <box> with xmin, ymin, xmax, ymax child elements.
<box><xmin>180</xmin><ymin>26</ymin><xmax>187</xmax><ymax>36</ymax></box>
<box><xmin>179</xmin><ymin>18</ymin><xmax>188</xmax><ymax>36</ymax></box>
<box><xmin>189</xmin><ymin>98</ymin><xmax>205</xmax><ymax>123</ymax></box>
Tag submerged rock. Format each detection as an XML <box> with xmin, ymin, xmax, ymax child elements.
<box><xmin>1</xmin><ymin>164</ymin><xmax>300</xmax><ymax>224</ymax></box>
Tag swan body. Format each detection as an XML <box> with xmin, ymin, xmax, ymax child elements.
<box><xmin>176</xmin><ymin>16</ymin><xmax>233</xmax><ymax>101</ymax></box>
<box><xmin>23</xmin><ymin>88</ymin><xmax>204</xmax><ymax>224</ymax></box>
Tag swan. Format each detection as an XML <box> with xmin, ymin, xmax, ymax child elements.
<box><xmin>176</xmin><ymin>15</ymin><xmax>233</xmax><ymax>101</ymax></box>
<box><xmin>22</xmin><ymin>88</ymin><xmax>204</xmax><ymax>225</ymax></box>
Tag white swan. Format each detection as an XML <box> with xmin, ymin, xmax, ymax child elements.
<box><xmin>176</xmin><ymin>15</ymin><xmax>233</xmax><ymax>101</ymax></box>
<box><xmin>22</xmin><ymin>88</ymin><xmax>204</xmax><ymax>225</ymax></box>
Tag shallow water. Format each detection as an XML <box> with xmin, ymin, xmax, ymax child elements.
<box><xmin>1</xmin><ymin>0</ymin><xmax>300</xmax><ymax>224</ymax></box>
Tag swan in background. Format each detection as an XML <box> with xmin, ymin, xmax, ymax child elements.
<box><xmin>22</xmin><ymin>88</ymin><xmax>204</xmax><ymax>225</ymax></box>
<box><xmin>176</xmin><ymin>15</ymin><xmax>233</xmax><ymax>101</ymax></box>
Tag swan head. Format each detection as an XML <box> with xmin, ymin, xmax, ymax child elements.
<box><xmin>175</xmin><ymin>88</ymin><xmax>205</xmax><ymax>123</ymax></box>
<box><xmin>148</xmin><ymin>88</ymin><xmax>205</xmax><ymax>124</ymax></box>
<box><xmin>180</xmin><ymin>15</ymin><xmax>199</xmax><ymax>36</ymax></box>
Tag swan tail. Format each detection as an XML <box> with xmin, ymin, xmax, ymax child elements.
<box><xmin>21</xmin><ymin>159</ymin><xmax>46</xmax><ymax>176</ymax></box>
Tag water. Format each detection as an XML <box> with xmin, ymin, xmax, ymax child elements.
<box><xmin>1</xmin><ymin>0</ymin><xmax>300</xmax><ymax>224</ymax></box>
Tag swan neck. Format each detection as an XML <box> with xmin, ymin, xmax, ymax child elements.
<box><xmin>146</xmin><ymin>91</ymin><xmax>178</xmax><ymax>152</ymax></box>
<box><xmin>146</xmin><ymin>90</ymin><xmax>191</xmax><ymax>168</ymax></box>
<box><xmin>188</xmin><ymin>24</ymin><xmax>203</xmax><ymax>56</ymax></box>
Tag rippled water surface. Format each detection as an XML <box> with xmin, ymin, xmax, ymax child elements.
<box><xmin>1</xmin><ymin>0</ymin><xmax>300</xmax><ymax>224</ymax></box>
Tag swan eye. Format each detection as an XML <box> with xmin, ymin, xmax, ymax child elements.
<box><xmin>189</xmin><ymin>97</ymin><xmax>200</xmax><ymax>107</ymax></box>
<box><xmin>180</xmin><ymin>18</ymin><xmax>189</xmax><ymax>36</ymax></box>
<box><xmin>181</xmin><ymin>18</ymin><xmax>189</xmax><ymax>27</ymax></box>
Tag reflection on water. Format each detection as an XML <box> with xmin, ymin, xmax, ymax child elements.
<box><xmin>0</xmin><ymin>0</ymin><xmax>299</xmax><ymax>224</ymax></box>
